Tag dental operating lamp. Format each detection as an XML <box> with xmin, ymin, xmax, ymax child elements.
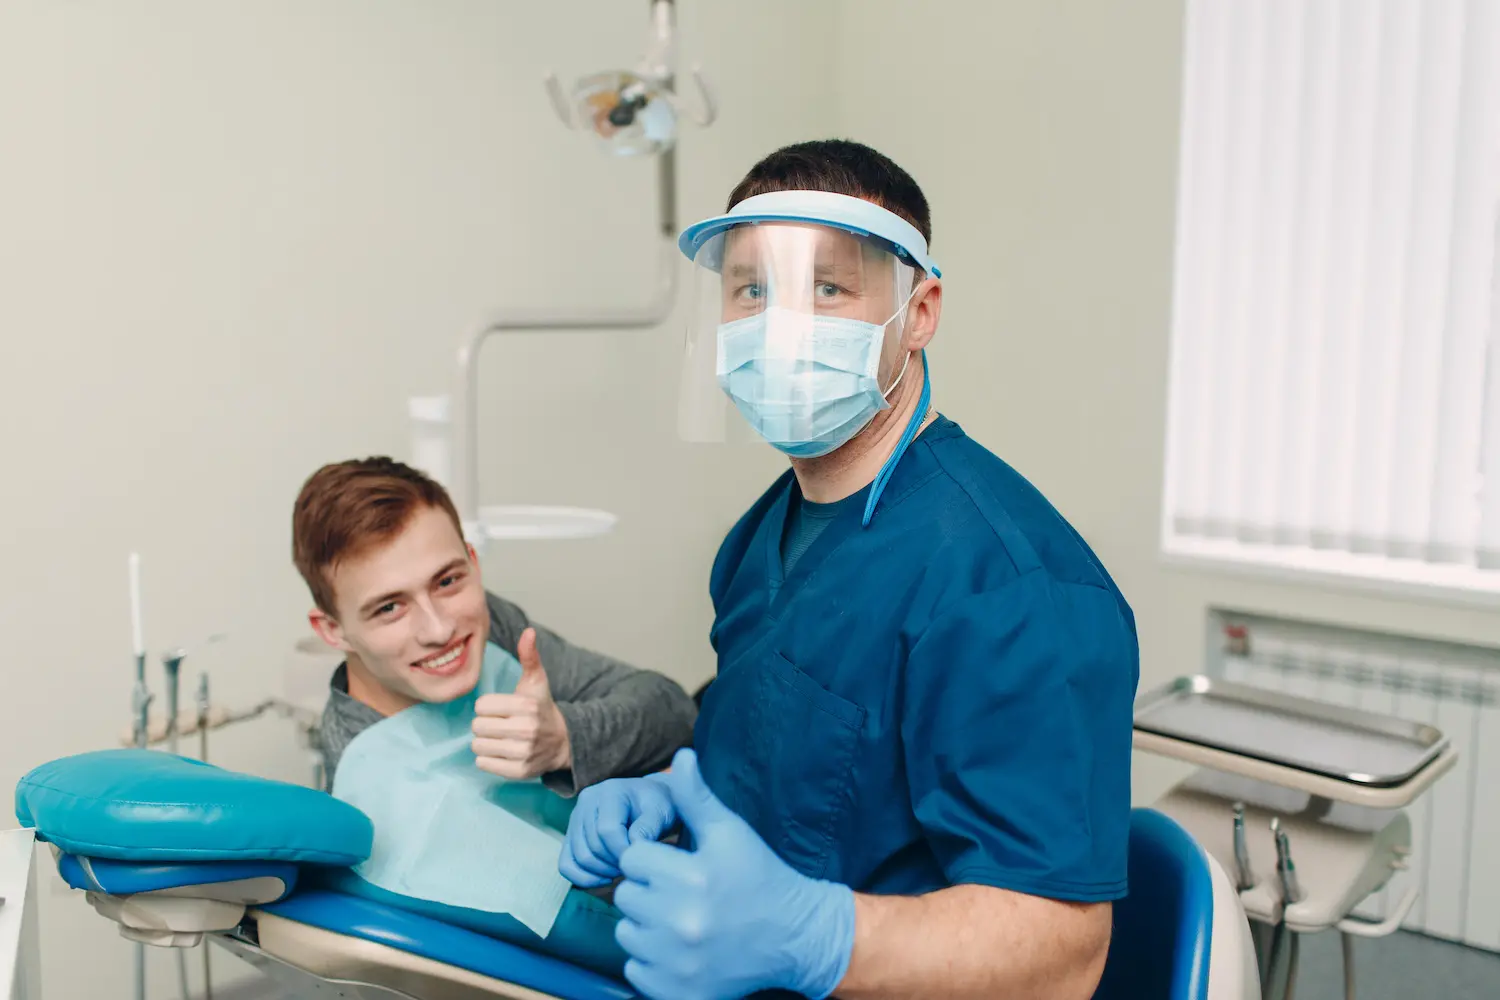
<box><xmin>452</xmin><ymin>0</ymin><xmax>716</xmax><ymax>550</ymax></box>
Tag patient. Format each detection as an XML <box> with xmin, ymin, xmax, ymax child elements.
<box><xmin>290</xmin><ymin>456</ymin><xmax>691</xmax><ymax>977</ymax></box>
<box><xmin>292</xmin><ymin>456</ymin><xmax>696</xmax><ymax>793</ymax></box>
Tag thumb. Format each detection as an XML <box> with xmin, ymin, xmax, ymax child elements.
<box><xmin>515</xmin><ymin>628</ymin><xmax>550</xmax><ymax>695</ymax></box>
<box><xmin>665</xmin><ymin>748</ymin><xmax>731</xmax><ymax>835</ymax></box>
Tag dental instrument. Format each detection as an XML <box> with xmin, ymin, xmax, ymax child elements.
<box><xmin>1233</xmin><ymin>802</ymin><xmax>1255</xmax><ymax>892</ymax></box>
<box><xmin>1273</xmin><ymin>820</ymin><xmax>1303</xmax><ymax>905</ymax></box>
<box><xmin>162</xmin><ymin>650</ymin><xmax>182</xmax><ymax>755</ymax></box>
<box><xmin>452</xmin><ymin>0</ymin><xmax>717</xmax><ymax>552</ymax></box>
<box><xmin>196</xmin><ymin>674</ymin><xmax>210</xmax><ymax>759</ymax></box>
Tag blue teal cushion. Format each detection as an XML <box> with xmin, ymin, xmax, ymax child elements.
<box><xmin>14</xmin><ymin>749</ymin><xmax>372</xmax><ymax>866</ymax></box>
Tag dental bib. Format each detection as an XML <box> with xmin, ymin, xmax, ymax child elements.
<box><xmin>331</xmin><ymin>642</ymin><xmax>575</xmax><ymax>937</ymax></box>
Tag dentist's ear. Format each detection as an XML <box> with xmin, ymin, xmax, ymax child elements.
<box><xmin>309</xmin><ymin>608</ymin><xmax>352</xmax><ymax>653</ymax></box>
<box><xmin>902</xmin><ymin>277</ymin><xmax>943</xmax><ymax>352</ymax></box>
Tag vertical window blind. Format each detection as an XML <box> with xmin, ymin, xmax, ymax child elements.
<box><xmin>1162</xmin><ymin>0</ymin><xmax>1500</xmax><ymax>596</ymax></box>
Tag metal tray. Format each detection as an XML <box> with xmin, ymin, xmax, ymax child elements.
<box><xmin>1134</xmin><ymin>675</ymin><xmax>1449</xmax><ymax>787</ymax></box>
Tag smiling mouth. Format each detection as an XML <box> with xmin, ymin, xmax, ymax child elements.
<box><xmin>412</xmin><ymin>636</ymin><xmax>471</xmax><ymax>676</ymax></box>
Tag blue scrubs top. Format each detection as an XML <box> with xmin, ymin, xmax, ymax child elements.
<box><xmin>695</xmin><ymin>415</ymin><xmax>1138</xmax><ymax>903</ymax></box>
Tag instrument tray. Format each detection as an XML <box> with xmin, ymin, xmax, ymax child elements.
<box><xmin>1134</xmin><ymin>675</ymin><xmax>1448</xmax><ymax>787</ymax></box>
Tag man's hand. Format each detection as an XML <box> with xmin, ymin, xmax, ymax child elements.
<box><xmin>471</xmin><ymin>628</ymin><xmax>572</xmax><ymax>779</ymax></box>
<box><xmin>558</xmin><ymin>773</ymin><xmax>678</xmax><ymax>888</ymax></box>
<box><xmin>611</xmin><ymin>749</ymin><xmax>855</xmax><ymax>1000</ymax></box>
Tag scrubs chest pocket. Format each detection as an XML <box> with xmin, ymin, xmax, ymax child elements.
<box><xmin>715</xmin><ymin>650</ymin><xmax>866</xmax><ymax>880</ymax></box>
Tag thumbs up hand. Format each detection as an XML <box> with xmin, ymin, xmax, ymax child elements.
<box><xmin>472</xmin><ymin>628</ymin><xmax>572</xmax><ymax>780</ymax></box>
<box><xmin>610</xmin><ymin>749</ymin><xmax>857</xmax><ymax>1000</ymax></box>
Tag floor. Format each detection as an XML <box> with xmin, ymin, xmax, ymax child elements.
<box><xmin>1293</xmin><ymin>928</ymin><xmax>1500</xmax><ymax>999</ymax></box>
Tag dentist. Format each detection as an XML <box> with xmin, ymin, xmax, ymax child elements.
<box><xmin>562</xmin><ymin>140</ymin><xmax>1139</xmax><ymax>999</ymax></box>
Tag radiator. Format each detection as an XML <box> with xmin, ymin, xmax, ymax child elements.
<box><xmin>1207</xmin><ymin>610</ymin><xmax>1500</xmax><ymax>952</ymax></box>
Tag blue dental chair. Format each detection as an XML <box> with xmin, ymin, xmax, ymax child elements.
<box><xmin>1096</xmin><ymin>809</ymin><xmax>1260</xmax><ymax>1000</ymax></box>
<box><xmin>13</xmin><ymin>749</ymin><xmax>1257</xmax><ymax>999</ymax></box>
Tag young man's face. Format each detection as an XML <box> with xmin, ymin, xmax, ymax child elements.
<box><xmin>310</xmin><ymin>504</ymin><xmax>490</xmax><ymax>712</ymax></box>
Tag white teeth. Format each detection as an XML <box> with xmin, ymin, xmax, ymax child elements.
<box><xmin>419</xmin><ymin>645</ymin><xmax>462</xmax><ymax>670</ymax></box>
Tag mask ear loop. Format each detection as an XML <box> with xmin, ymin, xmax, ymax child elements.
<box><xmin>881</xmin><ymin>350</ymin><xmax>913</xmax><ymax>400</ymax></box>
<box><xmin>877</xmin><ymin>269</ymin><xmax>923</xmax><ymax>398</ymax></box>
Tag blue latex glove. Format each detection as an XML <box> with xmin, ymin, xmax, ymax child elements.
<box><xmin>611</xmin><ymin>748</ymin><xmax>856</xmax><ymax>1000</ymax></box>
<box><xmin>559</xmin><ymin>772</ymin><xmax>678</xmax><ymax>888</ymax></box>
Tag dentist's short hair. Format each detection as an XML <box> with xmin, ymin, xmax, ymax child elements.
<box><xmin>727</xmin><ymin>139</ymin><xmax>933</xmax><ymax>250</ymax></box>
<box><xmin>292</xmin><ymin>457</ymin><xmax>464</xmax><ymax>615</ymax></box>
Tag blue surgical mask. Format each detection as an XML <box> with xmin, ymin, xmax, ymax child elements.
<box><xmin>716</xmin><ymin>305</ymin><xmax>913</xmax><ymax>458</ymax></box>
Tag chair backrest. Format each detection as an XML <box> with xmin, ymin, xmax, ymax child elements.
<box><xmin>1093</xmin><ymin>808</ymin><xmax>1213</xmax><ymax>1000</ymax></box>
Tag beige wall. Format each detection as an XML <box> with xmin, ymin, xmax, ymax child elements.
<box><xmin>834</xmin><ymin>0</ymin><xmax>1500</xmax><ymax>809</ymax></box>
<box><xmin>0</xmin><ymin>2</ymin><xmax>828</xmax><ymax>996</ymax></box>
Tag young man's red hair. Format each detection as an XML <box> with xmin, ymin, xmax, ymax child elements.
<box><xmin>292</xmin><ymin>456</ymin><xmax>464</xmax><ymax>616</ymax></box>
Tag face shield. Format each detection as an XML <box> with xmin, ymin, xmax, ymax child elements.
<box><xmin>676</xmin><ymin>191</ymin><xmax>942</xmax><ymax>458</ymax></box>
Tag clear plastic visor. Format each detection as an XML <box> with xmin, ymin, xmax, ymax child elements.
<box><xmin>677</xmin><ymin>222</ymin><xmax>918</xmax><ymax>446</ymax></box>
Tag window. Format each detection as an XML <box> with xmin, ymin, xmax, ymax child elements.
<box><xmin>1161</xmin><ymin>0</ymin><xmax>1500</xmax><ymax>602</ymax></box>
